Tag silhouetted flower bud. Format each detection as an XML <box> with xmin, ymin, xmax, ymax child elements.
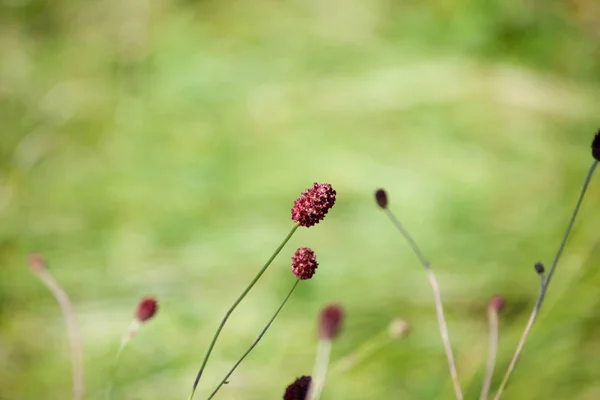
<box><xmin>291</xmin><ymin>183</ymin><xmax>336</xmax><ymax>227</ymax></box>
<box><xmin>375</xmin><ymin>189</ymin><xmax>388</xmax><ymax>209</ymax></box>
<box><xmin>291</xmin><ymin>248</ymin><xmax>318</xmax><ymax>280</ymax></box>
<box><xmin>534</xmin><ymin>262</ymin><xmax>545</xmax><ymax>275</ymax></box>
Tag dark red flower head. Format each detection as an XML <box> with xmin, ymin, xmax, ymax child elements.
<box><xmin>375</xmin><ymin>189</ymin><xmax>388</xmax><ymax>209</ymax></box>
<box><xmin>488</xmin><ymin>295</ymin><xmax>505</xmax><ymax>314</ymax></box>
<box><xmin>136</xmin><ymin>297</ymin><xmax>158</xmax><ymax>322</ymax></box>
<box><xmin>592</xmin><ymin>130</ymin><xmax>600</xmax><ymax>162</ymax></box>
<box><xmin>318</xmin><ymin>304</ymin><xmax>344</xmax><ymax>340</ymax></box>
<box><xmin>291</xmin><ymin>183</ymin><xmax>336</xmax><ymax>227</ymax></box>
<box><xmin>291</xmin><ymin>248</ymin><xmax>318</xmax><ymax>280</ymax></box>
<box><xmin>283</xmin><ymin>375</ymin><xmax>311</xmax><ymax>400</ymax></box>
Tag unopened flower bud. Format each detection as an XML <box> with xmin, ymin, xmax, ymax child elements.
<box><xmin>534</xmin><ymin>262</ymin><xmax>545</xmax><ymax>275</ymax></box>
<box><xmin>27</xmin><ymin>253</ymin><xmax>47</xmax><ymax>273</ymax></box>
<box><xmin>136</xmin><ymin>297</ymin><xmax>158</xmax><ymax>322</ymax></box>
<box><xmin>488</xmin><ymin>295</ymin><xmax>505</xmax><ymax>314</ymax></box>
<box><xmin>375</xmin><ymin>189</ymin><xmax>388</xmax><ymax>209</ymax></box>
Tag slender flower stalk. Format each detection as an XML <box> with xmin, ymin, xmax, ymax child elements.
<box><xmin>207</xmin><ymin>279</ymin><xmax>301</xmax><ymax>399</ymax></box>
<box><xmin>189</xmin><ymin>183</ymin><xmax>335</xmax><ymax>399</ymax></box>
<box><xmin>375</xmin><ymin>189</ymin><xmax>463</xmax><ymax>400</ymax></box>
<box><xmin>189</xmin><ymin>223</ymin><xmax>299</xmax><ymax>399</ymax></box>
<box><xmin>28</xmin><ymin>254</ymin><xmax>84</xmax><ymax>400</ymax></box>
<box><xmin>307</xmin><ymin>304</ymin><xmax>344</xmax><ymax>400</ymax></box>
<box><xmin>107</xmin><ymin>297</ymin><xmax>158</xmax><ymax>399</ymax></box>
<box><xmin>493</xmin><ymin>160</ymin><xmax>598</xmax><ymax>399</ymax></box>
<box><xmin>330</xmin><ymin>318</ymin><xmax>410</xmax><ymax>375</ymax></box>
<box><xmin>480</xmin><ymin>296</ymin><xmax>504</xmax><ymax>400</ymax></box>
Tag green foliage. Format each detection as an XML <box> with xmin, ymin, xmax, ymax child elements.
<box><xmin>1</xmin><ymin>1</ymin><xmax>600</xmax><ymax>399</ymax></box>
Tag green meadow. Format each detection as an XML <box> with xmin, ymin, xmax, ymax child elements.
<box><xmin>1</xmin><ymin>1</ymin><xmax>600</xmax><ymax>399</ymax></box>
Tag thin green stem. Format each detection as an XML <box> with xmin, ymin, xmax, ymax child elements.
<box><xmin>383</xmin><ymin>208</ymin><xmax>463</xmax><ymax>400</ymax></box>
<box><xmin>330</xmin><ymin>330</ymin><xmax>391</xmax><ymax>375</ymax></box>
<box><xmin>189</xmin><ymin>223</ymin><xmax>300</xmax><ymax>400</ymax></box>
<box><xmin>493</xmin><ymin>161</ymin><xmax>597</xmax><ymax>399</ymax></box>
<box><xmin>207</xmin><ymin>279</ymin><xmax>300</xmax><ymax>399</ymax></box>
<box><xmin>34</xmin><ymin>268</ymin><xmax>84</xmax><ymax>400</ymax></box>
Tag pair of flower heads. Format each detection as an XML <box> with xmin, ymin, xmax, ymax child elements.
<box><xmin>29</xmin><ymin>131</ymin><xmax>600</xmax><ymax>400</ymax></box>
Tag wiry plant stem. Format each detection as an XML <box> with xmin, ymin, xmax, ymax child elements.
<box><xmin>493</xmin><ymin>161</ymin><xmax>597</xmax><ymax>399</ymax></box>
<box><xmin>480</xmin><ymin>308</ymin><xmax>499</xmax><ymax>400</ymax></box>
<box><xmin>188</xmin><ymin>223</ymin><xmax>300</xmax><ymax>400</ymax></box>
<box><xmin>33</xmin><ymin>268</ymin><xmax>84</xmax><ymax>400</ymax></box>
<box><xmin>207</xmin><ymin>279</ymin><xmax>300</xmax><ymax>399</ymax></box>
<box><xmin>383</xmin><ymin>208</ymin><xmax>463</xmax><ymax>400</ymax></box>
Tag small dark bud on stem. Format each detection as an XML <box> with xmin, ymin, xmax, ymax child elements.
<box><xmin>375</xmin><ymin>189</ymin><xmax>388</xmax><ymax>209</ymax></box>
<box><xmin>534</xmin><ymin>262</ymin><xmax>545</xmax><ymax>275</ymax></box>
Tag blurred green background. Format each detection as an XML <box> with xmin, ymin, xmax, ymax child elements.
<box><xmin>1</xmin><ymin>0</ymin><xmax>600</xmax><ymax>399</ymax></box>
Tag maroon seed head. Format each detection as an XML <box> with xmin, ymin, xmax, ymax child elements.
<box><xmin>318</xmin><ymin>304</ymin><xmax>344</xmax><ymax>340</ymax></box>
<box><xmin>291</xmin><ymin>183</ymin><xmax>336</xmax><ymax>228</ymax></box>
<box><xmin>283</xmin><ymin>376</ymin><xmax>311</xmax><ymax>400</ymax></box>
<box><xmin>291</xmin><ymin>248</ymin><xmax>318</xmax><ymax>280</ymax></box>
<box><xmin>136</xmin><ymin>297</ymin><xmax>158</xmax><ymax>322</ymax></box>
<box><xmin>534</xmin><ymin>262</ymin><xmax>545</xmax><ymax>275</ymax></box>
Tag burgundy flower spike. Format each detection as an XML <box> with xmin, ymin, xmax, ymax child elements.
<box><xmin>283</xmin><ymin>376</ymin><xmax>312</xmax><ymax>400</ymax></box>
<box><xmin>292</xmin><ymin>248</ymin><xmax>318</xmax><ymax>280</ymax></box>
<box><xmin>292</xmin><ymin>183</ymin><xmax>336</xmax><ymax>227</ymax></box>
<box><xmin>136</xmin><ymin>297</ymin><xmax>158</xmax><ymax>322</ymax></box>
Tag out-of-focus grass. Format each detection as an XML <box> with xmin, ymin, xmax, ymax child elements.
<box><xmin>1</xmin><ymin>1</ymin><xmax>600</xmax><ymax>399</ymax></box>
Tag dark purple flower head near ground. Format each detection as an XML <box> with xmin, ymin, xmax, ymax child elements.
<box><xmin>291</xmin><ymin>183</ymin><xmax>336</xmax><ymax>227</ymax></box>
<box><xmin>283</xmin><ymin>376</ymin><xmax>311</xmax><ymax>400</ymax></box>
<box><xmin>593</xmin><ymin>130</ymin><xmax>600</xmax><ymax>162</ymax></box>
<box><xmin>488</xmin><ymin>295</ymin><xmax>505</xmax><ymax>313</ymax></box>
<box><xmin>291</xmin><ymin>247</ymin><xmax>318</xmax><ymax>280</ymax></box>
<box><xmin>319</xmin><ymin>304</ymin><xmax>344</xmax><ymax>340</ymax></box>
<box><xmin>136</xmin><ymin>297</ymin><xmax>158</xmax><ymax>322</ymax></box>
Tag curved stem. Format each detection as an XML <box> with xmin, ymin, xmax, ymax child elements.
<box><xmin>207</xmin><ymin>279</ymin><xmax>300</xmax><ymax>399</ymax></box>
<box><xmin>493</xmin><ymin>161</ymin><xmax>597</xmax><ymax>399</ymax></box>
<box><xmin>383</xmin><ymin>209</ymin><xmax>463</xmax><ymax>400</ymax></box>
<box><xmin>189</xmin><ymin>223</ymin><xmax>300</xmax><ymax>400</ymax></box>
<box><xmin>34</xmin><ymin>269</ymin><xmax>84</xmax><ymax>400</ymax></box>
